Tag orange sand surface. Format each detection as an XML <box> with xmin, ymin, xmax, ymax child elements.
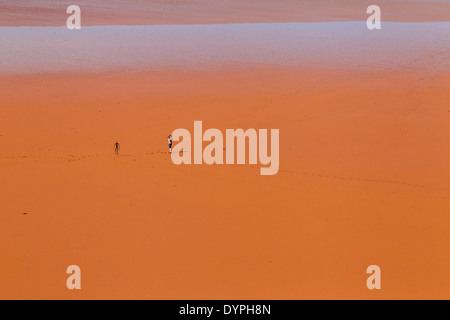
<box><xmin>0</xmin><ymin>0</ymin><xmax>449</xmax><ymax>26</ymax></box>
<box><xmin>0</xmin><ymin>67</ymin><xmax>449</xmax><ymax>299</ymax></box>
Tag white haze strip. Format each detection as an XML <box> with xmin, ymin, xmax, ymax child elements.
<box><xmin>0</xmin><ymin>22</ymin><xmax>448</xmax><ymax>75</ymax></box>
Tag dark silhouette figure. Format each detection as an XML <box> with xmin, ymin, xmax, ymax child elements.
<box><xmin>114</xmin><ymin>141</ymin><xmax>120</xmax><ymax>155</ymax></box>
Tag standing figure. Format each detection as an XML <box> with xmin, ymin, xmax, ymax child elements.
<box><xmin>114</xmin><ymin>140</ymin><xmax>120</xmax><ymax>155</ymax></box>
<box><xmin>168</xmin><ymin>135</ymin><xmax>173</xmax><ymax>153</ymax></box>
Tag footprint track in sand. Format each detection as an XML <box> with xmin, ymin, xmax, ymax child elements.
<box><xmin>0</xmin><ymin>151</ymin><xmax>172</xmax><ymax>163</ymax></box>
<box><xmin>279</xmin><ymin>169</ymin><xmax>449</xmax><ymax>199</ymax></box>
<box><xmin>1</xmin><ymin>153</ymin><xmax>447</xmax><ymax>200</ymax></box>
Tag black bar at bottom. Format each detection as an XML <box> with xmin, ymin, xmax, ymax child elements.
<box><xmin>0</xmin><ymin>300</ymin><xmax>443</xmax><ymax>318</ymax></box>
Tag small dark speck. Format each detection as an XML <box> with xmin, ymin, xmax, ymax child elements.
<box><xmin>23</xmin><ymin>212</ymin><xmax>28</xmax><ymax>215</ymax></box>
